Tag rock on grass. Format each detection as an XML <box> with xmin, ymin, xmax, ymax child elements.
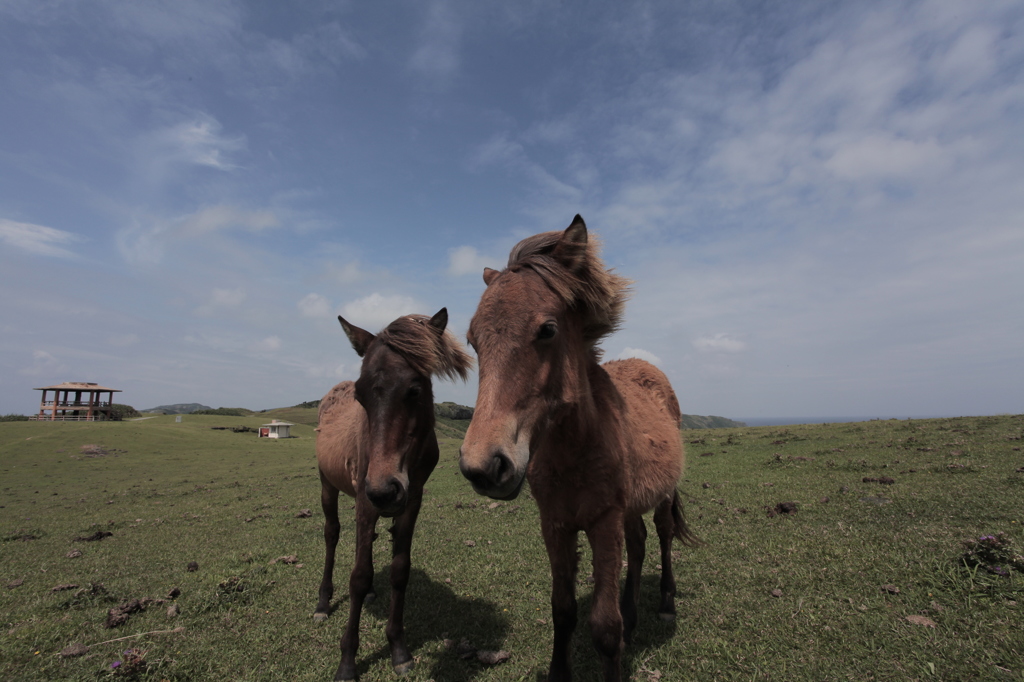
<box><xmin>476</xmin><ymin>650</ymin><xmax>511</xmax><ymax>665</ymax></box>
<box><xmin>59</xmin><ymin>643</ymin><xmax>90</xmax><ymax>658</ymax></box>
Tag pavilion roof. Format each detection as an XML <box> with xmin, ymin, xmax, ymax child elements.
<box><xmin>34</xmin><ymin>382</ymin><xmax>121</xmax><ymax>392</ymax></box>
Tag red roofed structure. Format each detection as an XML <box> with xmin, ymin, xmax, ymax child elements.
<box><xmin>33</xmin><ymin>382</ymin><xmax>121</xmax><ymax>421</ymax></box>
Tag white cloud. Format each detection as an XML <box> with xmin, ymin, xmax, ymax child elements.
<box><xmin>252</xmin><ymin>336</ymin><xmax>282</xmax><ymax>353</ymax></box>
<box><xmin>470</xmin><ymin>133</ymin><xmax>525</xmax><ymax>170</ymax></box>
<box><xmin>410</xmin><ymin>0</ymin><xmax>462</xmax><ymax>82</ymax></box>
<box><xmin>108</xmin><ymin>333</ymin><xmax>140</xmax><ymax>347</ymax></box>
<box><xmin>117</xmin><ymin>205</ymin><xmax>279</xmax><ymax>265</ymax></box>
<box><xmin>18</xmin><ymin>349</ymin><xmax>64</xmax><ymax>377</ymax></box>
<box><xmin>196</xmin><ymin>287</ymin><xmax>246</xmax><ymax>316</ymax></box>
<box><xmin>692</xmin><ymin>334</ymin><xmax>747</xmax><ymax>354</ymax></box>
<box><xmin>298</xmin><ymin>293</ymin><xmax>331</xmax><ymax>319</ymax></box>
<box><xmin>303</xmin><ymin>362</ymin><xmax>348</xmax><ymax>380</ymax></box>
<box><xmin>825</xmin><ymin>135</ymin><xmax>948</xmax><ymax>181</ymax></box>
<box><xmin>175</xmin><ymin>205</ymin><xmax>278</xmax><ymax>236</ymax></box>
<box><xmin>615</xmin><ymin>347</ymin><xmax>662</xmax><ymax>365</ymax></box>
<box><xmin>324</xmin><ymin>262</ymin><xmax>364</xmax><ymax>285</ymax></box>
<box><xmin>340</xmin><ymin>293</ymin><xmax>420</xmax><ymax>330</ymax></box>
<box><xmin>211</xmin><ymin>288</ymin><xmax>246</xmax><ymax>307</ymax></box>
<box><xmin>447</xmin><ymin>245</ymin><xmax>497</xmax><ymax>277</ymax></box>
<box><xmin>0</xmin><ymin>219</ymin><xmax>82</xmax><ymax>258</ymax></box>
<box><xmin>150</xmin><ymin>116</ymin><xmax>245</xmax><ymax>171</ymax></box>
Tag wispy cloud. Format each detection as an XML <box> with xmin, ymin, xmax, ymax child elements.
<box><xmin>0</xmin><ymin>219</ymin><xmax>82</xmax><ymax>258</ymax></box>
<box><xmin>692</xmin><ymin>334</ymin><xmax>747</xmax><ymax>354</ymax></box>
<box><xmin>251</xmin><ymin>335</ymin><xmax>282</xmax><ymax>353</ymax></box>
<box><xmin>18</xmin><ymin>349</ymin><xmax>65</xmax><ymax>377</ymax></box>
<box><xmin>144</xmin><ymin>116</ymin><xmax>246</xmax><ymax>173</ymax></box>
<box><xmin>195</xmin><ymin>287</ymin><xmax>247</xmax><ymax>317</ymax></box>
<box><xmin>410</xmin><ymin>0</ymin><xmax>463</xmax><ymax>84</ymax></box>
<box><xmin>117</xmin><ymin>205</ymin><xmax>279</xmax><ymax>265</ymax></box>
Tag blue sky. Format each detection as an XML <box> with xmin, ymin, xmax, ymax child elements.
<box><xmin>2</xmin><ymin>0</ymin><xmax>1022</xmax><ymax>419</ymax></box>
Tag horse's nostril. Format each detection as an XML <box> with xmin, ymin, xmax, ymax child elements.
<box><xmin>366</xmin><ymin>478</ymin><xmax>404</xmax><ymax>509</ymax></box>
<box><xmin>493</xmin><ymin>452</ymin><xmax>512</xmax><ymax>483</ymax></box>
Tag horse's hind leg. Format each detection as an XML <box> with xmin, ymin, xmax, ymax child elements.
<box><xmin>315</xmin><ymin>474</ymin><xmax>340</xmax><ymax>621</ymax></box>
<box><xmin>653</xmin><ymin>498</ymin><xmax>677</xmax><ymax>621</ymax></box>
<box><xmin>335</xmin><ymin>496</ymin><xmax>379</xmax><ymax>681</ymax></box>
<box><xmin>621</xmin><ymin>514</ymin><xmax>646</xmax><ymax>644</ymax></box>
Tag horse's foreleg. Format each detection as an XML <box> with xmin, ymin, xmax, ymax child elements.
<box><xmin>315</xmin><ymin>476</ymin><xmax>341</xmax><ymax>621</ymax></box>
<box><xmin>335</xmin><ymin>497</ymin><xmax>379</xmax><ymax>681</ymax></box>
<box><xmin>653</xmin><ymin>498</ymin><xmax>677</xmax><ymax>621</ymax></box>
<box><xmin>542</xmin><ymin>522</ymin><xmax>579</xmax><ymax>682</ymax></box>
<box><xmin>384</xmin><ymin>488</ymin><xmax>423</xmax><ymax>675</ymax></box>
<box><xmin>586</xmin><ymin>511</ymin><xmax>625</xmax><ymax>682</ymax></box>
<box><xmin>621</xmin><ymin>514</ymin><xmax>647</xmax><ymax>644</ymax></box>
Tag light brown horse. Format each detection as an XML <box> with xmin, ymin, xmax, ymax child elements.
<box><xmin>459</xmin><ymin>216</ymin><xmax>700</xmax><ymax>681</ymax></box>
<box><xmin>315</xmin><ymin>308</ymin><xmax>471</xmax><ymax>681</ymax></box>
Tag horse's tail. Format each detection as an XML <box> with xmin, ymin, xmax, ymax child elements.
<box><xmin>671</xmin><ymin>489</ymin><xmax>703</xmax><ymax>548</ymax></box>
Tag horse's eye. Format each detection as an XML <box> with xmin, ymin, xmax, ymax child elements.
<box><xmin>406</xmin><ymin>385</ymin><xmax>422</xmax><ymax>401</ymax></box>
<box><xmin>537</xmin><ymin>321</ymin><xmax>557</xmax><ymax>341</ymax></box>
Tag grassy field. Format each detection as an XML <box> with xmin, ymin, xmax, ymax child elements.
<box><xmin>1</xmin><ymin>414</ymin><xmax>1022</xmax><ymax>681</ymax></box>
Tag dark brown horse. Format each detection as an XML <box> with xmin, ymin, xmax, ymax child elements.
<box><xmin>315</xmin><ymin>308</ymin><xmax>471</xmax><ymax>681</ymax></box>
<box><xmin>459</xmin><ymin>216</ymin><xmax>700</xmax><ymax>681</ymax></box>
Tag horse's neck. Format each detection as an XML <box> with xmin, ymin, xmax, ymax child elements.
<box><xmin>555</xmin><ymin>359</ymin><xmax>618</xmax><ymax>442</ymax></box>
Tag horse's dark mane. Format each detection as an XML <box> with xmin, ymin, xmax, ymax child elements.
<box><xmin>377</xmin><ymin>315</ymin><xmax>472</xmax><ymax>381</ymax></box>
<box><xmin>506</xmin><ymin>229</ymin><xmax>631</xmax><ymax>348</ymax></box>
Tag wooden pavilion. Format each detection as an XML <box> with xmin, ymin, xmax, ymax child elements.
<box><xmin>33</xmin><ymin>382</ymin><xmax>121</xmax><ymax>421</ymax></box>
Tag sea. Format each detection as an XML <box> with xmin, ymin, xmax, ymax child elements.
<box><xmin>735</xmin><ymin>416</ymin><xmax>961</xmax><ymax>427</ymax></box>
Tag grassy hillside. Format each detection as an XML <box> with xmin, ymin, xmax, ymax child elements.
<box><xmin>259</xmin><ymin>405</ymin><xmax>472</xmax><ymax>437</ymax></box>
<box><xmin>260</xmin><ymin>406</ymin><xmax>320</xmax><ymax>427</ymax></box>
<box><xmin>3</xmin><ymin>415</ymin><xmax>1022</xmax><ymax>680</ymax></box>
<box><xmin>680</xmin><ymin>414</ymin><xmax>746</xmax><ymax>429</ymax></box>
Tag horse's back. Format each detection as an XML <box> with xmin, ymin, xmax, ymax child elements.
<box><xmin>316</xmin><ymin>381</ymin><xmax>364</xmax><ymax>498</ymax></box>
<box><xmin>602</xmin><ymin>358</ymin><xmax>684</xmax><ymax>514</ymax></box>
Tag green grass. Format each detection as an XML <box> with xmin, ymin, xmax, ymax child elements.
<box><xmin>2</xmin><ymin>415</ymin><xmax>1023</xmax><ymax>680</ymax></box>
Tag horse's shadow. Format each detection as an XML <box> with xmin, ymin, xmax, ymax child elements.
<box><xmin>327</xmin><ymin>567</ymin><xmax>510</xmax><ymax>681</ymax></box>
<box><xmin>533</xmin><ymin>573</ymin><xmax>684</xmax><ymax>681</ymax></box>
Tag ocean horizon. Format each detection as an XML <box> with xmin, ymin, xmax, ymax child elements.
<box><xmin>733</xmin><ymin>415</ymin><xmax>975</xmax><ymax>427</ymax></box>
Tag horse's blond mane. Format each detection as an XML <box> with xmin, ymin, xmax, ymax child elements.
<box><xmin>506</xmin><ymin>228</ymin><xmax>631</xmax><ymax>348</ymax></box>
<box><xmin>377</xmin><ymin>315</ymin><xmax>472</xmax><ymax>381</ymax></box>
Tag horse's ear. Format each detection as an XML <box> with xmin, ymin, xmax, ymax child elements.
<box><xmin>428</xmin><ymin>307</ymin><xmax>448</xmax><ymax>333</ymax></box>
<box><xmin>338</xmin><ymin>315</ymin><xmax>374</xmax><ymax>357</ymax></box>
<box><xmin>552</xmin><ymin>215</ymin><xmax>588</xmax><ymax>271</ymax></box>
<box><xmin>483</xmin><ymin>268</ymin><xmax>500</xmax><ymax>286</ymax></box>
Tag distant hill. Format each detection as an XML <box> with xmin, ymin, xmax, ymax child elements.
<box><xmin>141</xmin><ymin>403</ymin><xmax>212</xmax><ymax>415</ymax></box>
<box><xmin>262</xmin><ymin>405</ymin><xmax>319</xmax><ymax>427</ymax></box>
<box><xmin>143</xmin><ymin>399</ymin><xmax>742</xmax><ymax>431</ymax></box>
<box><xmin>435</xmin><ymin>402</ymin><xmax>473</xmax><ymax>420</ymax></box>
<box><xmin>191</xmin><ymin>407</ymin><xmax>254</xmax><ymax>417</ymax></box>
<box><xmin>680</xmin><ymin>414</ymin><xmax>746</xmax><ymax>429</ymax></box>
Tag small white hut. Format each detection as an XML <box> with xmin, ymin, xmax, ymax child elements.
<box><xmin>259</xmin><ymin>420</ymin><xmax>294</xmax><ymax>439</ymax></box>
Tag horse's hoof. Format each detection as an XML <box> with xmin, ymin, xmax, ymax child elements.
<box><xmin>333</xmin><ymin>661</ymin><xmax>357</xmax><ymax>681</ymax></box>
<box><xmin>313</xmin><ymin>611</ymin><xmax>329</xmax><ymax>623</ymax></box>
<box><xmin>657</xmin><ymin>611</ymin><xmax>676</xmax><ymax>622</ymax></box>
<box><xmin>393</xmin><ymin>659</ymin><xmax>414</xmax><ymax>676</ymax></box>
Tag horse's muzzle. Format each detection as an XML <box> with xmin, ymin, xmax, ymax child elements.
<box><xmin>365</xmin><ymin>477</ymin><xmax>408</xmax><ymax>516</ymax></box>
<box><xmin>458</xmin><ymin>448</ymin><xmax>524</xmax><ymax>500</ymax></box>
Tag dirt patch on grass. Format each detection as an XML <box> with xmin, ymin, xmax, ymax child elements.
<box><xmin>73</xmin><ymin>530</ymin><xmax>113</xmax><ymax>542</ymax></box>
